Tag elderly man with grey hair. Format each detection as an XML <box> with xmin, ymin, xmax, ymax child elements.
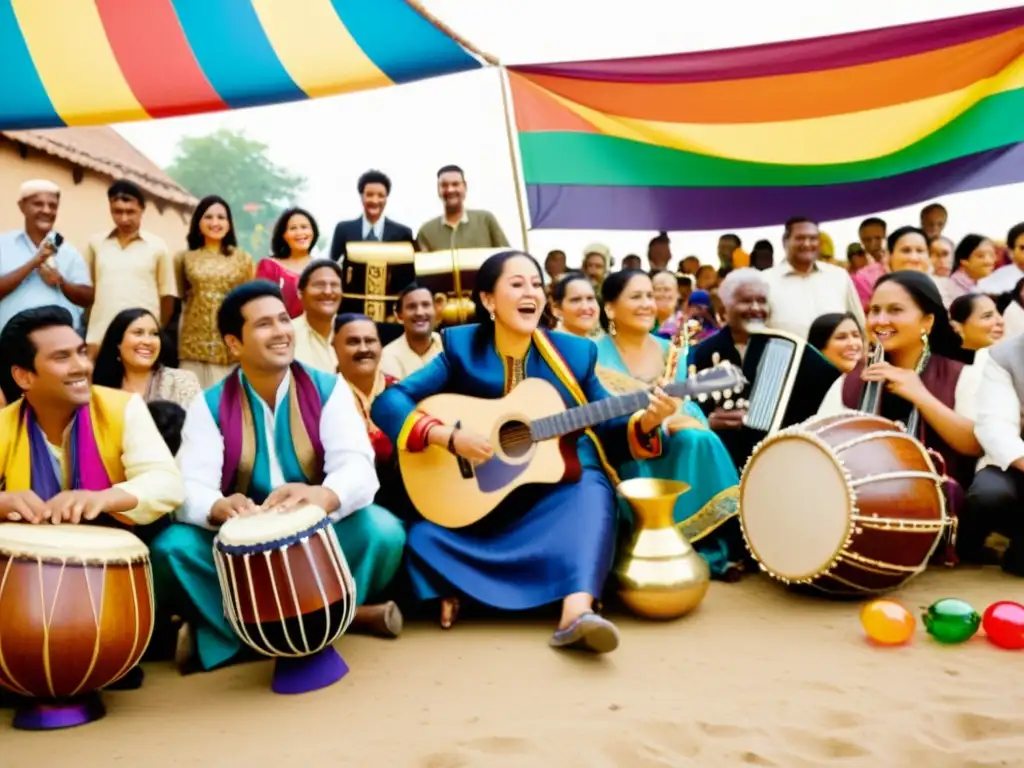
<box><xmin>690</xmin><ymin>268</ymin><xmax>770</xmax><ymax>468</ymax></box>
<box><xmin>0</xmin><ymin>180</ymin><xmax>93</xmax><ymax>334</ymax></box>
<box><xmin>693</xmin><ymin>267</ymin><xmax>842</xmax><ymax>469</ymax></box>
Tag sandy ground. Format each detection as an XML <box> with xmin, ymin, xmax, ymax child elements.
<box><xmin>3</xmin><ymin>567</ymin><xmax>1023</xmax><ymax>767</ymax></box>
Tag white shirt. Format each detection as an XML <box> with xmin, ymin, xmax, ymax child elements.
<box><xmin>361</xmin><ymin>216</ymin><xmax>385</xmax><ymax>240</ymax></box>
<box><xmin>763</xmin><ymin>259</ymin><xmax>865</xmax><ymax>341</ymax></box>
<box><xmin>974</xmin><ymin>349</ymin><xmax>1024</xmax><ymax>472</ymax></box>
<box><xmin>379</xmin><ymin>331</ymin><xmax>442</xmax><ymax>380</ymax></box>
<box><xmin>177</xmin><ymin>369</ymin><xmax>378</xmax><ymax>530</ymax></box>
<box><xmin>978</xmin><ymin>264</ymin><xmax>1024</xmax><ymax>295</ymax></box>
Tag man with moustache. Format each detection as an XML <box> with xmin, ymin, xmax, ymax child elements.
<box><xmin>416</xmin><ymin>165</ymin><xmax>509</xmax><ymax>251</ymax></box>
<box><xmin>328</xmin><ymin>169</ymin><xmax>415</xmax><ymax>263</ymax></box>
<box><xmin>692</xmin><ymin>268</ymin><xmax>842</xmax><ymax>470</ymax></box>
<box><xmin>150</xmin><ymin>283</ymin><xmax>407</xmax><ymax>674</ymax></box>
<box><xmin>691</xmin><ymin>269</ymin><xmax>772</xmax><ymax>470</ymax></box>
<box><xmin>763</xmin><ymin>216</ymin><xmax>865</xmax><ymax>340</ymax></box>
<box><xmin>379</xmin><ymin>284</ymin><xmax>442</xmax><ymax>380</ymax></box>
<box><xmin>292</xmin><ymin>259</ymin><xmax>343</xmax><ymax>373</ymax></box>
<box><xmin>0</xmin><ymin>180</ymin><xmax>93</xmax><ymax>334</ymax></box>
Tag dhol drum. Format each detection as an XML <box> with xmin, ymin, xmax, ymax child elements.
<box><xmin>739</xmin><ymin>412</ymin><xmax>950</xmax><ymax>596</ymax></box>
<box><xmin>213</xmin><ymin>505</ymin><xmax>357</xmax><ymax>695</ymax></box>
<box><xmin>0</xmin><ymin>524</ymin><xmax>153</xmax><ymax>730</ymax></box>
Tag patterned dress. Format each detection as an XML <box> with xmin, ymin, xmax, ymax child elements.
<box><xmin>177</xmin><ymin>247</ymin><xmax>253</xmax><ymax>388</ymax></box>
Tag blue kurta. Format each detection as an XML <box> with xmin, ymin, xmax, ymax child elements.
<box><xmin>371</xmin><ymin>325</ymin><xmax>638</xmax><ymax>610</ymax></box>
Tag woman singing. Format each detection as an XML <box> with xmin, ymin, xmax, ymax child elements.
<box><xmin>371</xmin><ymin>251</ymin><xmax>677</xmax><ymax>653</ymax></box>
<box><xmin>593</xmin><ymin>270</ymin><xmax>743</xmax><ymax>578</ymax></box>
<box><xmin>818</xmin><ymin>270</ymin><xmax>981</xmax><ymax>496</ymax></box>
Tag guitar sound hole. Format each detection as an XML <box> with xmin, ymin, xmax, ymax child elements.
<box><xmin>498</xmin><ymin>420</ymin><xmax>533</xmax><ymax>458</ymax></box>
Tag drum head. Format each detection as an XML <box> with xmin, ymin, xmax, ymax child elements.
<box><xmin>740</xmin><ymin>436</ymin><xmax>851</xmax><ymax>582</ymax></box>
<box><xmin>217</xmin><ymin>505</ymin><xmax>327</xmax><ymax>548</ymax></box>
<box><xmin>0</xmin><ymin>522</ymin><xmax>148</xmax><ymax>561</ymax></box>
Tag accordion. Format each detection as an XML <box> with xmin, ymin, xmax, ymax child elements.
<box><xmin>741</xmin><ymin>328</ymin><xmax>842</xmax><ymax>434</ymax></box>
<box><xmin>415</xmin><ymin>247</ymin><xmax>505</xmax><ymax>326</ymax></box>
<box><xmin>341</xmin><ymin>242</ymin><xmax>416</xmax><ymax>322</ymax></box>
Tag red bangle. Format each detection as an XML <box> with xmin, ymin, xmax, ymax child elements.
<box><xmin>407</xmin><ymin>414</ymin><xmax>442</xmax><ymax>452</ymax></box>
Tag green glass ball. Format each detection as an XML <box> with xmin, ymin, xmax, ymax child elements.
<box><xmin>922</xmin><ymin>598</ymin><xmax>981</xmax><ymax>644</ymax></box>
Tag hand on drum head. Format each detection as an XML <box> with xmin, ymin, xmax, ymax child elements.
<box><xmin>46</xmin><ymin>490</ymin><xmax>116</xmax><ymax>525</ymax></box>
<box><xmin>0</xmin><ymin>490</ymin><xmax>50</xmax><ymax>524</ymax></box>
<box><xmin>261</xmin><ymin>483</ymin><xmax>340</xmax><ymax>515</ymax></box>
<box><xmin>208</xmin><ymin>493</ymin><xmax>259</xmax><ymax>526</ymax></box>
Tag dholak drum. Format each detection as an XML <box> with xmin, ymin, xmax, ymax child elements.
<box><xmin>0</xmin><ymin>524</ymin><xmax>153</xmax><ymax>730</ymax></box>
<box><xmin>213</xmin><ymin>505</ymin><xmax>356</xmax><ymax>695</ymax></box>
<box><xmin>739</xmin><ymin>412</ymin><xmax>950</xmax><ymax>596</ymax></box>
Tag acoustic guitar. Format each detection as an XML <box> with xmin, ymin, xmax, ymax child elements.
<box><xmin>399</xmin><ymin>363</ymin><xmax>747</xmax><ymax>528</ymax></box>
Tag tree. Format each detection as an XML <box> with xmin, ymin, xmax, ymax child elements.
<box><xmin>165</xmin><ymin>129</ymin><xmax>306</xmax><ymax>256</ymax></box>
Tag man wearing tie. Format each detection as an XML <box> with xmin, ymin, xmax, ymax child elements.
<box><xmin>328</xmin><ymin>170</ymin><xmax>415</xmax><ymax>263</ymax></box>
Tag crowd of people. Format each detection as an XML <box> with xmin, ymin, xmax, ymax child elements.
<box><xmin>0</xmin><ymin>164</ymin><xmax>1022</xmax><ymax>709</ymax></box>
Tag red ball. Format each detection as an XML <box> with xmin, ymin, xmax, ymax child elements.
<box><xmin>982</xmin><ymin>601</ymin><xmax>1024</xmax><ymax>650</ymax></box>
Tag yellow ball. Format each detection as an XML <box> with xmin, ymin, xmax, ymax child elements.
<box><xmin>861</xmin><ymin>599</ymin><xmax>915</xmax><ymax>645</ymax></box>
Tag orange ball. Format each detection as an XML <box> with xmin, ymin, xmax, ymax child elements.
<box><xmin>861</xmin><ymin>599</ymin><xmax>915</xmax><ymax>645</ymax></box>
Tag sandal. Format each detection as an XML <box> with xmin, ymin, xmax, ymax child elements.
<box><xmin>550</xmin><ymin>612</ymin><xmax>620</xmax><ymax>654</ymax></box>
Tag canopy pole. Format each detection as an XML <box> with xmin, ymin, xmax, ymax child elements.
<box><xmin>497</xmin><ymin>67</ymin><xmax>530</xmax><ymax>249</ymax></box>
<box><xmin>403</xmin><ymin>0</ymin><xmax>499</xmax><ymax>65</ymax></box>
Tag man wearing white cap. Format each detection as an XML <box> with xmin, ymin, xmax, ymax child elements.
<box><xmin>0</xmin><ymin>180</ymin><xmax>93</xmax><ymax>333</ymax></box>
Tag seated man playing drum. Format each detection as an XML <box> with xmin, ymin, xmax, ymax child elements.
<box><xmin>150</xmin><ymin>281</ymin><xmax>406</xmax><ymax>674</ymax></box>
<box><xmin>0</xmin><ymin>306</ymin><xmax>184</xmax><ymax>530</ymax></box>
<box><xmin>0</xmin><ymin>305</ymin><xmax>185</xmax><ymax>693</ymax></box>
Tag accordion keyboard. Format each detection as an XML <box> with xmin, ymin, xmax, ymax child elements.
<box><xmin>745</xmin><ymin>337</ymin><xmax>796</xmax><ymax>432</ymax></box>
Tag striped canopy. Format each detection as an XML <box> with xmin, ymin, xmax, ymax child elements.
<box><xmin>510</xmin><ymin>8</ymin><xmax>1024</xmax><ymax>231</ymax></box>
<box><xmin>0</xmin><ymin>0</ymin><xmax>482</xmax><ymax>129</ymax></box>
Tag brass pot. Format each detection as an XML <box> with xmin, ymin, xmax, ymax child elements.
<box><xmin>616</xmin><ymin>477</ymin><xmax>710</xmax><ymax>620</ymax></box>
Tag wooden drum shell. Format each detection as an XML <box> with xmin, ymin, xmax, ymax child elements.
<box><xmin>0</xmin><ymin>553</ymin><xmax>154</xmax><ymax>699</ymax></box>
<box><xmin>740</xmin><ymin>412</ymin><xmax>948</xmax><ymax>596</ymax></box>
<box><xmin>217</xmin><ymin>530</ymin><xmax>345</xmax><ymax>626</ymax></box>
<box><xmin>214</xmin><ymin>523</ymin><xmax>355</xmax><ymax>658</ymax></box>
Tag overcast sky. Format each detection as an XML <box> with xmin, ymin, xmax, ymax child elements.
<box><xmin>116</xmin><ymin>0</ymin><xmax>1024</xmax><ymax>266</ymax></box>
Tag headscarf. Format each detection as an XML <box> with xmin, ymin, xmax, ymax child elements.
<box><xmin>874</xmin><ymin>271</ymin><xmax>973</xmax><ymax>364</ymax></box>
<box><xmin>686</xmin><ymin>290</ymin><xmax>717</xmax><ymax>335</ymax></box>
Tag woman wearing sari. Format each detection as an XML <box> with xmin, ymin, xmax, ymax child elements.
<box><xmin>593</xmin><ymin>269</ymin><xmax>743</xmax><ymax>578</ymax></box>
<box><xmin>817</xmin><ymin>271</ymin><xmax>981</xmax><ymax>560</ymax></box>
<box><xmin>371</xmin><ymin>251</ymin><xmax>677</xmax><ymax>653</ymax></box>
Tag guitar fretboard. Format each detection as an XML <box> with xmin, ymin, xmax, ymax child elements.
<box><xmin>529</xmin><ymin>390</ymin><xmax>652</xmax><ymax>441</ymax></box>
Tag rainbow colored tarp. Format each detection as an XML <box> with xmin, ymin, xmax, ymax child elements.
<box><xmin>0</xmin><ymin>0</ymin><xmax>481</xmax><ymax>129</ymax></box>
<box><xmin>509</xmin><ymin>8</ymin><xmax>1024</xmax><ymax>231</ymax></box>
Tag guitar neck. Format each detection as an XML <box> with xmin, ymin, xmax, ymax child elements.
<box><xmin>530</xmin><ymin>380</ymin><xmax>692</xmax><ymax>441</ymax></box>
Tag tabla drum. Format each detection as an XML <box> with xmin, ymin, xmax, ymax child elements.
<box><xmin>213</xmin><ymin>505</ymin><xmax>356</xmax><ymax>694</ymax></box>
<box><xmin>0</xmin><ymin>524</ymin><xmax>153</xmax><ymax>730</ymax></box>
<box><xmin>739</xmin><ymin>412</ymin><xmax>950</xmax><ymax>596</ymax></box>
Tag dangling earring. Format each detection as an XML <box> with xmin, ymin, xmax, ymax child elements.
<box><xmin>920</xmin><ymin>329</ymin><xmax>930</xmax><ymax>353</ymax></box>
<box><xmin>489</xmin><ymin>311</ymin><xmax>495</xmax><ymax>321</ymax></box>
<box><xmin>609</xmin><ymin>319</ymin><xmax>617</xmax><ymax>336</ymax></box>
